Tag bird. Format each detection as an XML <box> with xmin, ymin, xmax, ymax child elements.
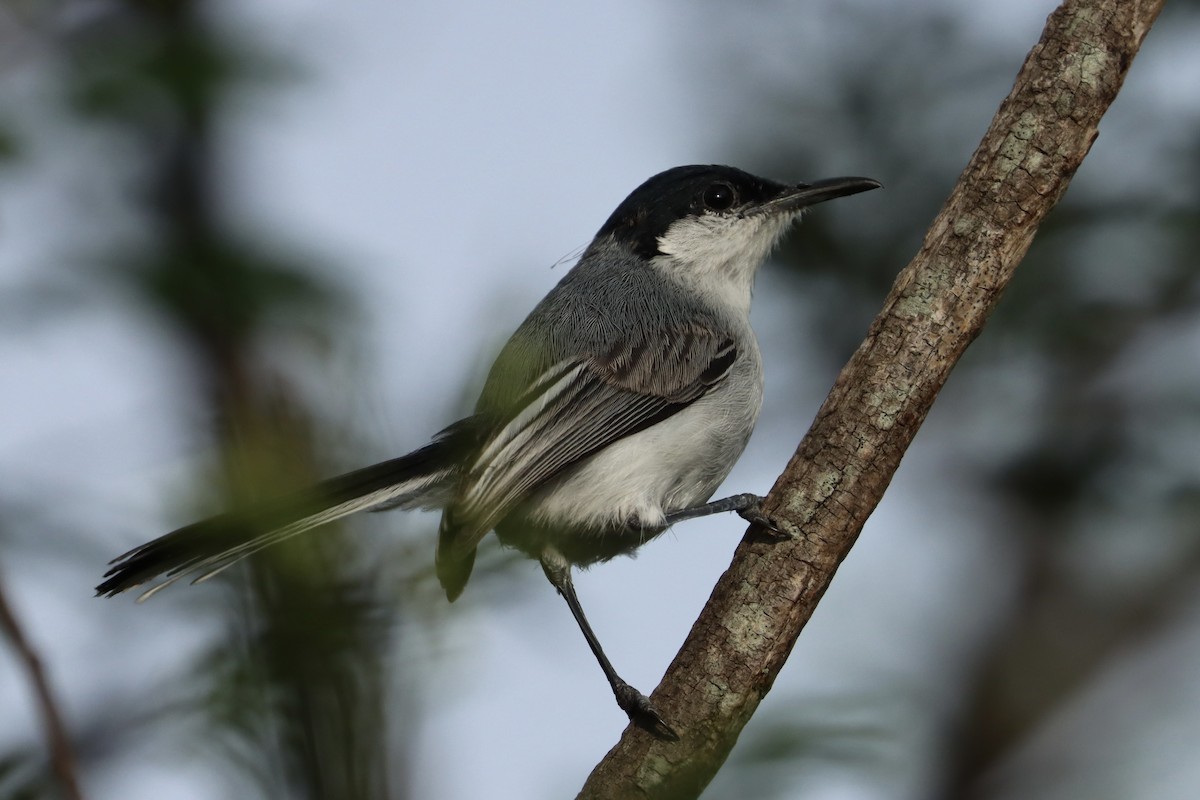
<box><xmin>97</xmin><ymin>164</ymin><xmax>881</xmax><ymax>739</ymax></box>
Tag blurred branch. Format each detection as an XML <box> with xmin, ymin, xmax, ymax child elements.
<box><xmin>578</xmin><ymin>0</ymin><xmax>1166</xmax><ymax>797</ymax></box>
<box><xmin>42</xmin><ymin>0</ymin><xmax>399</xmax><ymax>796</ymax></box>
<box><xmin>0</xmin><ymin>572</ymin><xmax>84</xmax><ymax>800</ymax></box>
<box><xmin>944</xmin><ymin>520</ymin><xmax>1200</xmax><ymax>797</ymax></box>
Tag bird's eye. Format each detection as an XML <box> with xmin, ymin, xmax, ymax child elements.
<box><xmin>702</xmin><ymin>182</ymin><xmax>737</xmax><ymax>211</ymax></box>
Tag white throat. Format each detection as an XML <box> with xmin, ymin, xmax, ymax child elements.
<box><xmin>652</xmin><ymin>211</ymin><xmax>797</xmax><ymax>315</ymax></box>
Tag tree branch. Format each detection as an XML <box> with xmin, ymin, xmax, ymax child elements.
<box><xmin>0</xmin><ymin>571</ymin><xmax>85</xmax><ymax>800</ymax></box>
<box><xmin>577</xmin><ymin>0</ymin><xmax>1166</xmax><ymax>796</ymax></box>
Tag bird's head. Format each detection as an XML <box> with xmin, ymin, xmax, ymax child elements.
<box><xmin>596</xmin><ymin>165</ymin><xmax>880</xmax><ymax>311</ymax></box>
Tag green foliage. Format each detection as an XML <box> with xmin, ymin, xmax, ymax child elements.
<box><xmin>1</xmin><ymin>2</ymin><xmax>419</xmax><ymax>798</ymax></box>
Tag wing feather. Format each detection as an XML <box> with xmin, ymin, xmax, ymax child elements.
<box><xmin>442</xmin><ymin>327</ymin><xmax>737</xmax><ymax>553</ymax></box>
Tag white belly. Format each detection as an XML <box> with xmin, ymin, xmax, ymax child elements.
<box><xmin>523</xmin><ymin>355</ymin><xmax>764</xmax><ymax>536</ymax></box>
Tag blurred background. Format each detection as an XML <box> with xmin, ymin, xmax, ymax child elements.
<box><xmin>2</xmin><ymin>0</ymin><xmax>1199</xmax><ymax>798</ymax></box>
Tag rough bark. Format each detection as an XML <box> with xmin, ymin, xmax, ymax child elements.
<box><xmin>577</xmin><ymin>1</ymin><xmax>1166</xmax><ymax>797</ymax></box>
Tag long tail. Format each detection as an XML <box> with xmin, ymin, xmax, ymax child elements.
<box><xmin>96</xmin><ymin>425</ymin><xmax>471</xmax><ymax>601</ymax></box>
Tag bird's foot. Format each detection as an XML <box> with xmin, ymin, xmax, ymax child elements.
<box><xmin>735</xmin><ymin>496</ymin><xmax>789</xmax><ymax>541</ymax></box>
<box><xmin>613</xmin><ymin>680</ymin><xmax>679</xmax><ymax>742</ymax></box>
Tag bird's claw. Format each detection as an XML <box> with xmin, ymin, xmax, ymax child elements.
<box><xmin>736</xmin><ymin>498</ymin><xmax>789</xmax><ymax>541</ymax></box>
<box><xmin>614</xmin><ymin>681</ymin><xmax>679</xmax><ymax>742</ymax></box>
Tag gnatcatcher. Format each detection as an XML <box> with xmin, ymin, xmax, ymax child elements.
<box><xmin>98</xmin><ymin>165</ymin><xmax>881</xmax><ymax>739</ymax></box>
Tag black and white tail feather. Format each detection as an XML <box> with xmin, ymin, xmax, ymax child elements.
<box><xmin>95</xmin><ymin>423</ymin><xmax>471</xmax><ymax>601</ymax></box>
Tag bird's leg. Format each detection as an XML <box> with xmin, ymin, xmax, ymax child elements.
<box><xmin>664</xmin><ymin>492</ymin><xmax>786</xmax><ymax>538</ymax></box>
<box><xmin>539</xmin><ymin>549</ymin><xmax>679</xmax><ymax>741</ymax></box>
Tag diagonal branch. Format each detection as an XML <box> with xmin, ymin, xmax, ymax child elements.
<box><xmin>0</xmin><ymin>571</ymin><xmax>85</xmax><ymax>800</ymax></box>
<box><xmin>577</xmin><ymin>0</ymin><xmax>1166</xmax><ymax>797</ymax></box>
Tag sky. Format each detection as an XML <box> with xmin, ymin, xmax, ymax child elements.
<box><xmin>4</xmin><ymin>1</ymin><xmax>1199</xmax><ymax>799</ymax></box>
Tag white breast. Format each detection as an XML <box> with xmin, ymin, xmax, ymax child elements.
<box><xmin>523</xmin><ymin>344</ymin><xmax>764</xmax><ymax>536</ymax></box>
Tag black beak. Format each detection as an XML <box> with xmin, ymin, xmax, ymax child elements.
<box><xmin>761</xmin><ymin>176</ymin><xmax>882</xmax><ymax>214</ymax></box>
